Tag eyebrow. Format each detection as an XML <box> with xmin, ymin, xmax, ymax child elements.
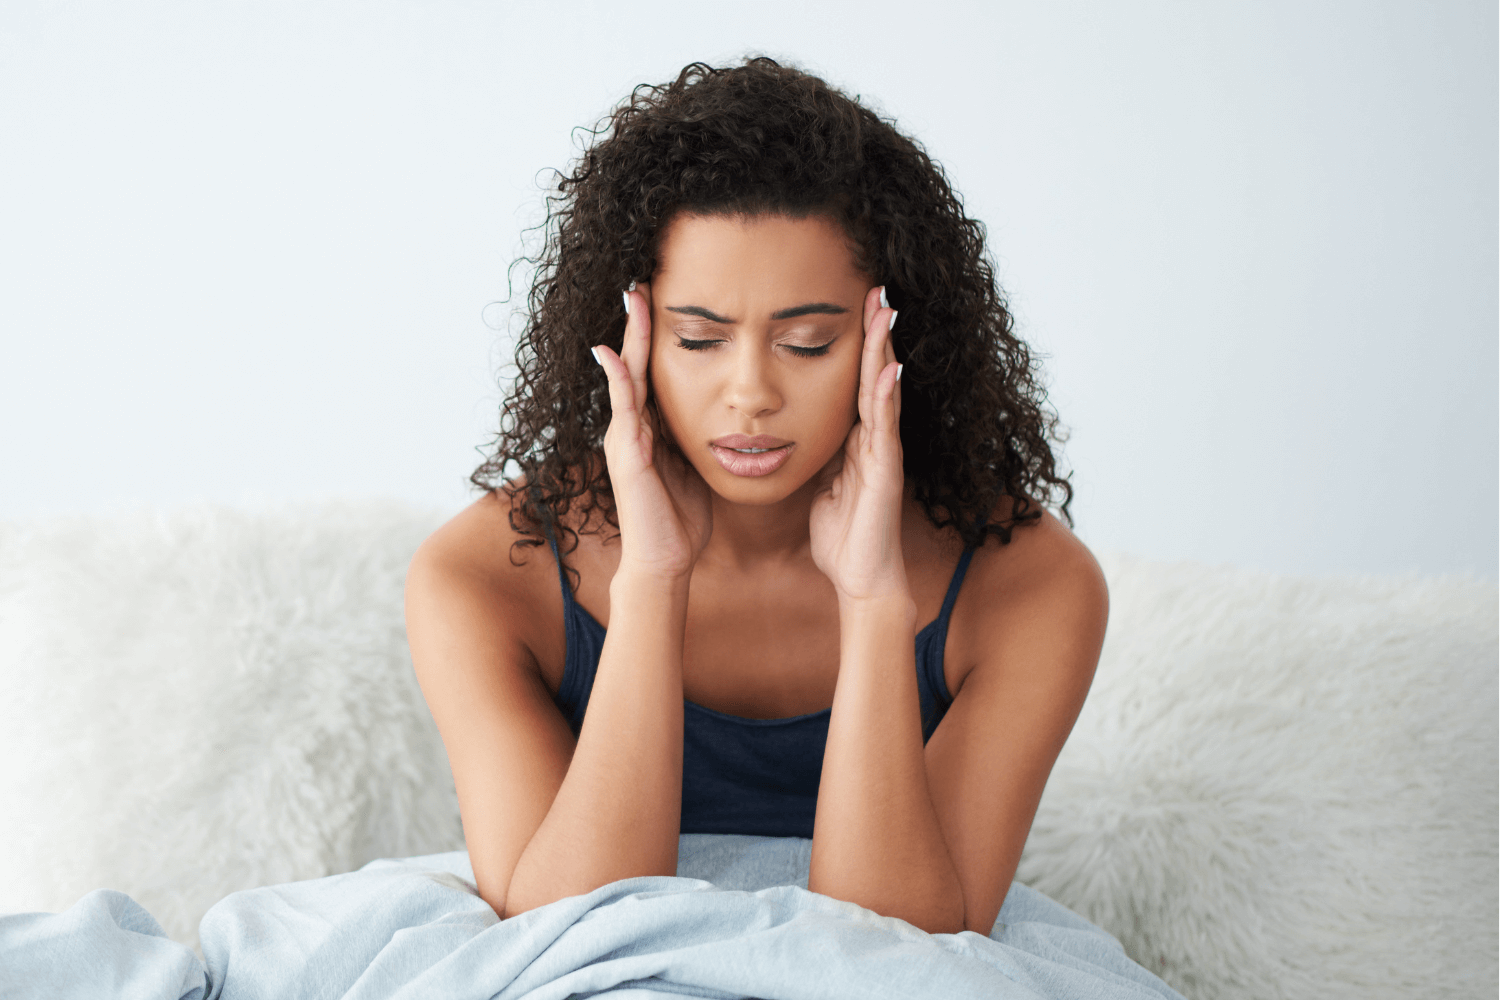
<box><xmin>772</xmin><ymin>302</ymin><xmax>848</xmax><ymax>320</ymax></box>
<box><xmin>665</xmin><ymin>302</ymin><xmax>849</xmax><ymax>323</ymax></box>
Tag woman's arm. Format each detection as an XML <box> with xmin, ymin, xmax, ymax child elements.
<box><xmin>811</xmin><ymin>521</ymin><xmax>1106</xmax><ymax>935</ymax></box>
<box><xmin>405</xmin><ymin>514</ymin><xmax>578</xmax><ymax>918</ymax></box>
<box><xmin>503</xmin><ymin>567</ymin><xmax>689</xmax><ymax>916</ymax></box>
<box><xmin>405</xmin><ymin>509</ymin><xmax>692</xmax><ymax>920</ymax></box>
<box><xmin>809</xmin><ymin>593</ymin><xmax>967</xmax><ymax>933</ymax></box>
<box><xmin>922</xmin><ymin>519</ymin><xmax>1105</xmax><ymax>935</ymax></box>
<box><xmin>411</xmin><ymin>283</ymin><xmax>711</xmax><ymax>920</ymax></box>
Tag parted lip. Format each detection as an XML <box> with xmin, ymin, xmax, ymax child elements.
<box><xmin>710</xmin><ymin>434</ymin><xmax>791</xmax><ymax>450</ymax></box>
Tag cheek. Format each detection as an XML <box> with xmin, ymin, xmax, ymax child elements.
<box><xmin>797</xmin><ymin>356</ymin><xmax>861</xmax><ymax>450</ymax></box>
<box><xmin>647</xmin><ymin>345</ymin><xmax>699</xmax><ymax>439</ymax></box>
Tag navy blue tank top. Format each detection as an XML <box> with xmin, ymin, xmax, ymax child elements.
<box><xmin>542</xmin><ymin>524</ymin><xmax>980</xmax><ymax>840</ymax></box>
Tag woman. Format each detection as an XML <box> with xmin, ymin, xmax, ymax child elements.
<box><xmin>405</xmin><ymin>57</ymin><xmax>1106</xmax><ymax>938</ymax></box>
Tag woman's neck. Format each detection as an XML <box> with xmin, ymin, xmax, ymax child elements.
<box><xmin>700</xmin><ymin>482</ymin><xmax>819</xmax><ymax>571</ymax></box>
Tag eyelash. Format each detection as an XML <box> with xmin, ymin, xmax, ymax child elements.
<box><xmin>675</xmin><ymin>337</ymin><xmax>831</xmax><ymax>358</ymax></box>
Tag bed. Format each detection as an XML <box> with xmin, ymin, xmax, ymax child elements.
<box><xmin>0</xmin><ymin>502</ymin><xmax>1493</xmax><ymax>997</ymax></box>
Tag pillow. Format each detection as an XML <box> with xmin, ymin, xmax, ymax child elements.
<box><xmin>0</xmin><ymin>502</ymin><xmax>462</xmax><ymax>957</ymax></box>
<box><xmin>1018</xmin><ymin>553</ymin><xmax>1498</xmax><ymax>1000</ymax></box>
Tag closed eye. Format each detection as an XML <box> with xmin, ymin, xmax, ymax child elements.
<box><xmin>674</xmin><ymin>337</ymin><xmax>833</xmax><ymax>357</ymax></box>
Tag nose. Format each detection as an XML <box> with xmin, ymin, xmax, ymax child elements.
<box><xmin>722</xmin><ymin>341</ymin><xmax>782</xmax><ymax>419</ymax></box>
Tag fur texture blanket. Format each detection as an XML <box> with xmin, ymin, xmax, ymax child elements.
<box><xmin>0</xmin><ymin>502</ymin><xmax>1494</xmax><ymax>999</ymax></box>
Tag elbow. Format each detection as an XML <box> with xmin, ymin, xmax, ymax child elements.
<box><xmin>957</xmin><ymin>877</ymin><xmax>1011</xmax><ymax>937</ymax></box>
<box><xmin>903</xmin><ymin>871</ymin><xmax>968</xmax><ymax>935</ymax></box>
<box><xmin>476</xmin><ymin>864</ymin><xmax>537</xmax><ymax>922</ymax></box>
<box><xmin>496</xmin><ymin>871</ymin><xmax>544</xmax><ymax>920</ymax></box>
<box><xmin>916</xmin><ymin>893</ymin><xmax>968</xmax><ymax>936</ymax></box>
<box><xmin>474</xmin><ymin>873</ymin><xmax>510</xmax><ymax>921</ymax></box>
<box><xmin>497</xmin><ymin>883</ymin><xmax>547</xmax><ymax>921</ymax></box>
<box><xmin>892</xmin><ymin>900</ymin><xmax>966</xmax><ymax>936</ymax></box>
<box><xmin>911</xmin><ymin>915</ymin><xmax>966</xmax><ymax>935</ymax></box>
<box><xmin>910</xmin><ymin>866</ymin><xmax>968</xmax><ymax>936</ymax></box>
<box><xmin>811</xmin><ymin>876</ymin><xmax>966</xmax><ymax>936</ymax></box>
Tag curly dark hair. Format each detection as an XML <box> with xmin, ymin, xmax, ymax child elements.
<box><xmin>472</xmin><ymin>56</ymin><xmax>1073</xmax><ymax>564</ymax></box>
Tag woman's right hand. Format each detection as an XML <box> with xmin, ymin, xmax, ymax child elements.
<box><xmin>592</xmin><ymin>283</ymin><xmax>712</xmax><ymax>581</ymax></box>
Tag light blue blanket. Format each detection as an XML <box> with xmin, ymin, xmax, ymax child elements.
<box><xmin>0</xmin><ymin>834</ymin><xmax>1184</xmax><ymax>999</ymax></box>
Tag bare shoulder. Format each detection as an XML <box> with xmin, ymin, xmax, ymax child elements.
<box><xmin>947</xmin><ymin>497</ymin><xmax>1109</xmax><ymax>692</ymax></box>
<box><xmin>972</xmin><ymin>498</ymin><xmax>1107</xmax><ymax>611</ymax></box>
<box><xmin>412</xmin><ymin>488</ymin><xmax>544</xmax><ymax>580</ymax></box>
<box><xmin>410</xmin><ymin>487</ymin><xmax>551</xmax><ymax>600</ymax></box>
<box><xmin>405</xmin><ymin>486</ymin><xmax>567</xmax><ymax>682</ymax></box>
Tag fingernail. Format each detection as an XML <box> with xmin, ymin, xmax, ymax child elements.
<box><xmin>879</xmin><ymin>286</ymin><xmax>889</xmax><ymax>309</ymax></box>
<box><xmin>590</xmin><ymin>346</ymin><xmax>603</xmax><ymax>366</ymax></box>
<box><xmin>622</xmin><ymin>291</ymin><xmax>631</xmax><ymax>315</ymax></box>
<box><xmin>896</xmin><ymin>363</ymin><xmax>904</xmax><ymax>382</ymax></box>
<box><xmin>887</xmin><ymin>310</ymin><xmax>898</xmax><ymax>331</ymax></box>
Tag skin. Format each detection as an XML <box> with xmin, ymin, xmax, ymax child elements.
<box><xmin>404</xmin><ymin>212</ymin><xmax>1109</xmax><ymax>935</ymax></box>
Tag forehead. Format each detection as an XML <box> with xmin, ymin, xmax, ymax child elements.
<box><xmin>653</xmin><ymin>212</ymin><xmax>867</xmax><ymax>294</ymax></box>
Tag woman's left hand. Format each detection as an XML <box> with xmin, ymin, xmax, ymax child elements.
<box><xmin>809</xmin><ymin>286</ymin><xmax>908</xmax><ymax>603</ymax></box>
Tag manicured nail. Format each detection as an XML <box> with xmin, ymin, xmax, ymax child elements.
<box><xmin>879</xmin><ymin>286</ymin><xmax>889</xmax><ymax>309</ymax></box>
<box><xmin>896</xmin><ymin>363</ymin><xmax>904</xmax><ymax>382</ymax></box>
<box><xmin>622</xmin><ymin>291</ymin><xmax>631</xmax><ymax>315</ymax></box>
<box><xmin>887</xmin><ymin>310</ymin><xmax>898</xmax><ymax>331</ymax></box>
<box><xmin>590</xmin><ymin>346</ymin><xmax>603</xmax><ymax>366</ymax></box>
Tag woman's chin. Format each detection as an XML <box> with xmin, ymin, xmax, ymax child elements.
<box><xmin>703</xmin><ymin>474</ymin><xmax>803</xmax><ymax>506</ymax></box>
<box><xmin>694</xmin><ymin>459</ymin><xmax>822</xmax><ymax>507</ymax></box>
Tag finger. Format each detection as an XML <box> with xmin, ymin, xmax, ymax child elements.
<box><xmin>862</xmin><ymin>285</ymin><xmax>882</xmax><ymax>335</ymax></box>
<box><xmin>593</xmin><ymin>344</ymin><xmax>639</xmax><ymax>428</ymax></box>
<box><xmin>621</xmin><ymin>285</ymin><xmax>652</xmax><ymax>409</ymax></box>
<box><xmin>878</xmin><ymin>292</ymin><xmax>899</xmax><ymax>423</ymax></box>
<box><xmin>875</xmin><ymin>361</ymin><xmax>902</xmax><ymax>442</ymax></box>
<box><xmin>862</xmin><ymin>285</ymin><xmax>897</xmax><ymax>361</ymax></box>
<box><xmin>883</xmin><ymin>325</ymin><xmax>899</xmax><ymax>428</ymax></box>
<box><xmin>638</xmin><ymin>282</ymin><xmax>656</xmax><ymax>399</ymax></box>
<box><xmin>858</xmin><ymin>293</ymin><xmax>892</xmax><ymax>427</ymax></box>
<box><xmin>892</xmin><ymin>356</ymin><xmax>902</xmax><ymax>426</ymax></box>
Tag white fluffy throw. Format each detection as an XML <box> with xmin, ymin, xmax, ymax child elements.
<box><xmin>1018</xmin><ymin>553</ymin><xmax>1497</xmax><ymax>999</ymax></box>
<box><xmin>0</xmin><ymin>503</ymin><xmax>460</xmax><ymax>957</ymax></box>
<box><xmin>0</xmin><ymin>502</ymin><xmax>1494</xmax><ymax>1000</ymax></box>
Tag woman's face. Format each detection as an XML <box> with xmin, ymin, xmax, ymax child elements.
<box><xmin>645</xmin><ymin>212</ymin><xmax>872</xmax><ymax>506</ymax></box>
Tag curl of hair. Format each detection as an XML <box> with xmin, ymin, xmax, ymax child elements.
<box><xmin>472</xmin><ymin>56</ymin><xmax>1073</xmax><ymax>569</ymax></box>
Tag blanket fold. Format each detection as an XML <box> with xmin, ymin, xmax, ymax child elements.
<box><xmin>1</xmin><ymin>836</ymin><xmax>1184</xmax><ymax>999</ymax></box>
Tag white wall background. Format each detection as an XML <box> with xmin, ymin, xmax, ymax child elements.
<box><xmin>1</xmin><ymin>1</ymin><xmax>1494</xmax><ymax>579</ymax></box>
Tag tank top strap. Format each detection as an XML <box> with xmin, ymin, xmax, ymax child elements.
<box><xmin>528</xmin><ymin>488</ymin><xmax>597</xmax><ymax>732</ymax></box>
<box><xmin>543</xmin><ymin>519</ymin><xmax>575</xmax><ymax>607</ymax></box>
<box><xmin>914</xmin><ymin>513</ymin><xmax>990</xmax><ymax>740</ymax></box>
<box><xmin>936</xmin><ymin>547</ymin><xmax>978</xmax><ymax>625</ymax></box>
<box><xmin>934</xmin><ymin>513</ymin><xmax>988</xmax><ymax>627</ymax></box>
<box><xmin>529</xmin><ymin>486</ymin><xmax>575</xmax><ymax>609</ymax></box>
